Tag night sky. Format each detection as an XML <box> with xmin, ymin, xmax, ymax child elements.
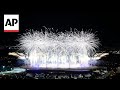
<box><xmin>0</xmin><ymin>8</ymin><xmax>120</xmax><ymax>49</ymax></box>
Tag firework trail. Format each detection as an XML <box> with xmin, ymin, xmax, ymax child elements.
<box><xmin>18</xmin><ymin>28</ymin><xmax>100</xmax><ymax>68</ymax></box>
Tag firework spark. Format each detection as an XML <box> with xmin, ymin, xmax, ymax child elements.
<box><xmin>18</xmin><ymin>29</ymin><xmax>100</xmax><ymax>68</ymax></box>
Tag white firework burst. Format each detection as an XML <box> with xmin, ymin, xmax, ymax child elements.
<box><xmin>17</xmin><ymin>28</ymin><xmax>100</xmax><ymax>68</ymax></box>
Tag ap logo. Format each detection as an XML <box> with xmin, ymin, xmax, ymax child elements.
<box><xmin>4</xmin><ymin>14</ymin><xmax>19</xmax><ymax>32</ymax></box>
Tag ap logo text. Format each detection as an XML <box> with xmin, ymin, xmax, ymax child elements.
<box><xmin>4</xmin><ymin>14</ymin><xmax>19</xmax><ymax>32</ymax></box>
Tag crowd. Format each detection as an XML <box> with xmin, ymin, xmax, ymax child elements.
<box><xmin>0</xmin><ymin>68</ymin><xmax>111</xmax><ymax>79</ymax></box>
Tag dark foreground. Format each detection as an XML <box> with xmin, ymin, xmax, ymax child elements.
<box><xmin>0</xmin><ymin>66</ymin><xmax>120</xmax><ymax>79</ymax></box>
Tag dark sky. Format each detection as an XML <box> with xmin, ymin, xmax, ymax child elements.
<box><xmin>0</xmin><ymin>8</ymin><xmax>120</xmax><ymax>48</ymax></box>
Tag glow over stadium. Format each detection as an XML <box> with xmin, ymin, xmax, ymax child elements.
<box><xmin>17</xmin><ymin>28</ymin><xmax>100</xmax><ymax>69</ymax></box>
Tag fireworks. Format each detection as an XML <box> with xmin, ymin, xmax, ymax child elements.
<box><xmin>18</xmin><ymin>28</ymin><xmax>100</xmax><ymax>68</ymax></box>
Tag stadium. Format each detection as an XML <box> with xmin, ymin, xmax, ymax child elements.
<box><xmin>1</xmin><ymin>30</ymin><xmax>120</xmax><ymax>79</ymax></box>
